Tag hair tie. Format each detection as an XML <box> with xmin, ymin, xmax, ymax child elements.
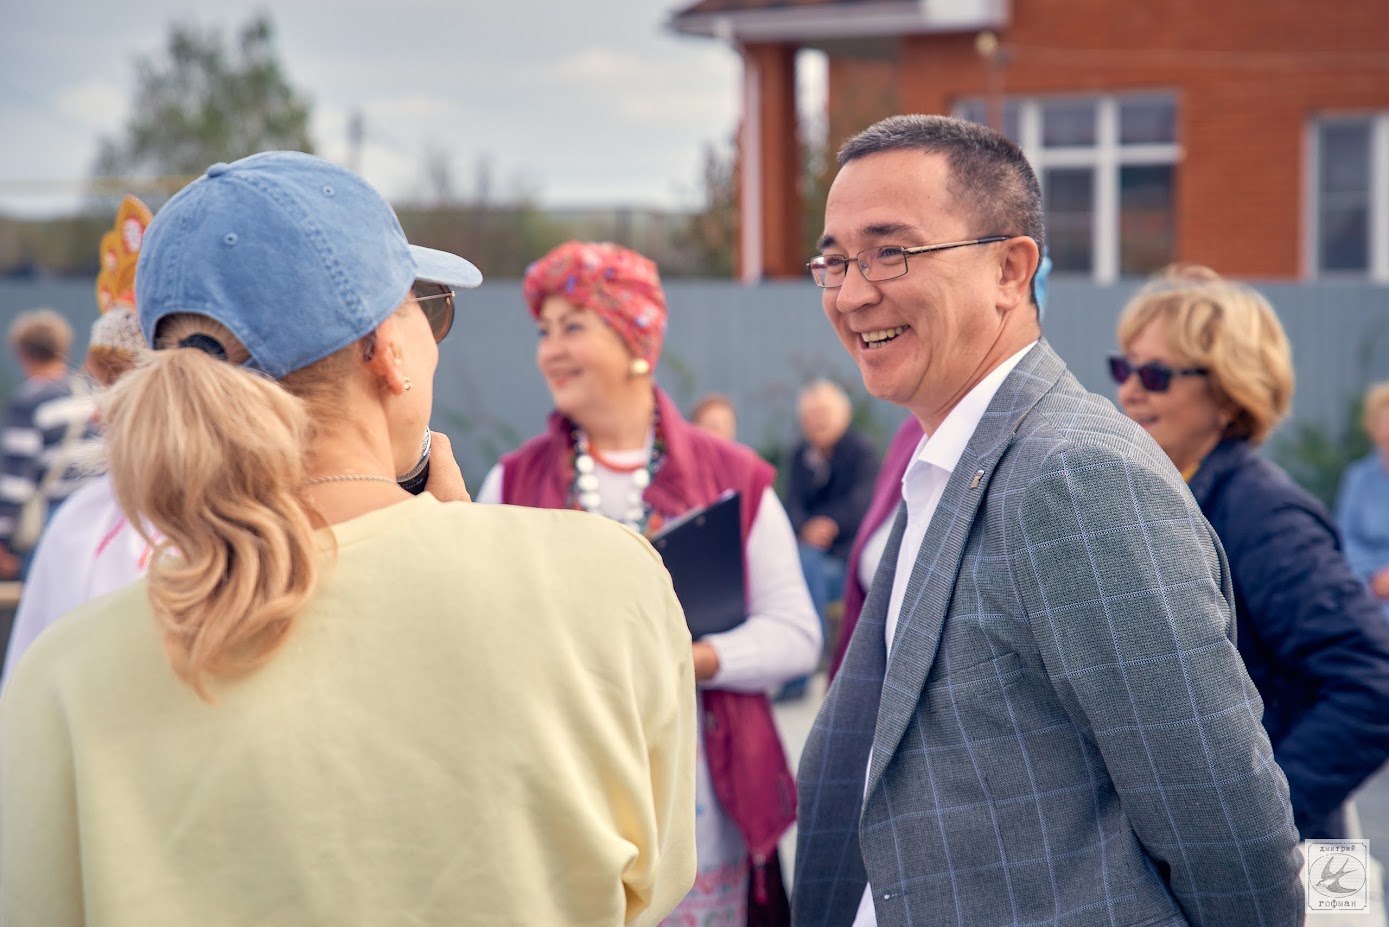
<box><xmin>176</xmin><ymin>333</ymin><xmax>229</xmax><ymax>360</ymax></box>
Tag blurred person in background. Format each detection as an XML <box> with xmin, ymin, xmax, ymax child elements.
<box><xmin>2</xmin><ymin>196</ymin><xmax>154</xmax><ymax>686</ymax></box>
<box><xmin>1336</xmin><ymin>381</ymin><xmax>1389</xmax><ymax>616</ymax></box>
<box><xmin>476</xmin><ymin>240</ymin><xmax>819</xmax><ymax>927</ymax></box>
<box><xmin>778</xmin><ymin>379</ymin><xmax>877</xmax><ymax>700</ymax></box>
<box><xmin>785</xmin><ymin>380</ymin><xmax>877</xmax><ymax>621</ymax></box>
<box><xmin>0</xmin><ymin>309</ymin><xmax>100</xmax><ymax>579</ymax></box>
<box><xmin>691</xmin><ymin>392</ymin><xmax>739</xmax><ymax>443</ymax></box>
<box><xmin>1113</xmin><ymin>266</ymin><xmax>1389</xmax><ymax>842</ymax></box>
<box><xmin>0</xmin><ymin>153</ymin><xmax>697</xmax><ymax>927</ymax></box>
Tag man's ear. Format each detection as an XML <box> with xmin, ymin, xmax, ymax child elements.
<box><xmin>365</xmin><ymin>312</ymin><xmax>410</xmax><ymax>396</ymax></box>
<box><xmin>998</xmin><ymin>236</ymin><xmax>1040</xmax><ymax>313</ymax></box>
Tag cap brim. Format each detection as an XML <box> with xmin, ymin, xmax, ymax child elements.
<box><xmin>411</xmin><ymin>244</ymin><xmax>483</xmax><ymax>289</ymax></box>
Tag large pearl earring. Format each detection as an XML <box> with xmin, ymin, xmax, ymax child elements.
<box><xmin>630</xmin><ymin>358</ymin><xmax>651</xmax><ymax>376</ymax></box>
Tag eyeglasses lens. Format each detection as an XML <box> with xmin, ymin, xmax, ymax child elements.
<box><xmin>413</xmin><ymin>283</ymin><xmax>455</xmax><ymax>343</ymax></box>
<box><xmin>1109</xmin><ymin>356</ymin><xmax>1172</xmax><ymax>392</ymax></box>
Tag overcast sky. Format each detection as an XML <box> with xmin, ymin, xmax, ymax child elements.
<box><xmin>1</xmin><ymin>1</ymin><xmax>826</xmax><ymax>217</ymax></box>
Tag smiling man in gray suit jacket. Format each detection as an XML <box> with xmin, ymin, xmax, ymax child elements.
<box><xmin>794</xmin><ymin>114</ymin><xmax>1304</xmax><ymax>927</ymax></box>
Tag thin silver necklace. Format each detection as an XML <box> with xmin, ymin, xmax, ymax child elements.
<box><xmin>306</xmin><ymin>474</ymin><xmax>396</xmax><ymax>486</ymax></box>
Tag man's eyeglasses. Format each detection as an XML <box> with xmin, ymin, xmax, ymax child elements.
<box><xmin>412</xmin><ymin>281</ymin><xmax>455</xmax><ymax>343</ymax></box>
<box><xmin>1108</xmin><ymin>356</ymin><xmax>1209</xmax><ymax>393</ymax></box>
<box><xmin>807</xmin><ymin>236</ymin><xmax>1010</xmax><ymax>288</ymax></box>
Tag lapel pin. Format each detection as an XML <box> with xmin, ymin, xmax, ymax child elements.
<box><xmin>970</xmin><ymin>468</ymin><xmax>985</xmax><ymax>489</ymax></box>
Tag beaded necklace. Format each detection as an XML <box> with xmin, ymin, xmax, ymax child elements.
<box><xmin>570</xmin><ymin>399</ymin><xmax>665</xmax><ymax>535</ymax></box>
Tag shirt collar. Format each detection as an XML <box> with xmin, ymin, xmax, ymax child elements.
<box><xmin>903</xmin><ymin>341</ymin><xmax>1039</xmax><ymax>485</ymax></box>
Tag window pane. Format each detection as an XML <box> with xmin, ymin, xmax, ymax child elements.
<box><xmin>1320</xmin><ymin>205</ymin><xmax>1369</xmax><ymax>271</ymax></box>
<box><xmin>955</xmin><ymin>99</ymin><xmax>1019</xmax><ymax>141</ymax></box>
<box><xmin>1043</xmin><ymin>168</ymin><xmax>1094</xmax><ymax>272</ymax></box>
<box><xmin>1318</xmin><ymin>122</ymin><xmax>1371</xmax><ymax>272</ymax></box>
<box><xmin>1001</xmin><ymin>102</ymin><xmax>1020</xmax><ymax>143</ymax></box>
<box><xmin>956</xmin><ymin>100</ymin><xmax>987</xmax><ymax>126</ymax></box>
<box><xmin>1120</xmin><ymin>97</ymin><xmax>1177</xmax><ymax>144</ymax></box>
<box><xmin>1041</xmin><ymin>99</ymin><xmax>1096</xmax><ymax>147</ymax></box>
<box><xmin>1320</xmin><ymin>123</ymin><xmax>1370</xmax><ymax>195</ymax></box>
<box><xmin>1119</xmin><ymin>165</ymin><xmax>1176</xmax><ymax>275</ymax></box>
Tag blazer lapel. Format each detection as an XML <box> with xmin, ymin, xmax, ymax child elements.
<box><xmin>794</xmin><ymin>504</ymin><xmax>908</xmax><ymax>913</ymax></box>
<box><xmin>863</xmin><ymin>341</ymin><xmax>1067</xmax><ymax>803</ymax></box>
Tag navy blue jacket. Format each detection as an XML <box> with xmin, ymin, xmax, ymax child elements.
<box><xmin>1190</xmin><ymin>438</ymin><xmax>1389</xmax><ymax>838</ymax></box>
<box><xmin>784</xmin><ymin>428</ymin><xmax>879</xmax><ymax>561</ymax></box>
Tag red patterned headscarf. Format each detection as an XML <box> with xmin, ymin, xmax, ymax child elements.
<box><xmin>522</xmin><ymin>241</ymin><xmax>668</xmax><ymax>369</ymax></box>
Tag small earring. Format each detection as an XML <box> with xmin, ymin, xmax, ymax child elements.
<box><xmin>630</xmin><ymin>358</ymin><xmax>651</xmax><ymax>376</ymax></box>
<box><xmin>403</xmin><ymin>377</ymin><xmax>413</xmax><ymax>392</ymax></box>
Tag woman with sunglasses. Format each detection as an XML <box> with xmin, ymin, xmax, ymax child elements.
<box><xmin>476</xmin><ymin>240</ymin><xmax>820</xmax><ymax>927</ymax></box>
<box><xmin>1111</xmin><ymin>265</ymin><xmax>1389</xmax><ymax>842</ymax></box>
<box><xmin>0</xmin><ymin>154</ymin><xmax>697</xmax><ymax>927</ymax></box>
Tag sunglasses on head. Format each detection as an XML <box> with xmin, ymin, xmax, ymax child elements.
<box><xmin>1108</xmin><ymin>355</ymin><xmax>1209</xmax><ymax>393</ymax></box>
<box><xmin>412</xmin><ymin>281</ymin><xmax>455</xmax><ymax>343</ymax></box>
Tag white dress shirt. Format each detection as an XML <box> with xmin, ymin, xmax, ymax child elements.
<box><xmin>853</xmin><ymin>342</ymin><xmax>1037</xmax><ymax>927</ymax></box>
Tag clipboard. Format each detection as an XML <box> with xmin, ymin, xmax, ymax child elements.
<box><xmin>650</xmin><ymin>489</ymin><xmax>746</xmax><ymax>639</ymax></box>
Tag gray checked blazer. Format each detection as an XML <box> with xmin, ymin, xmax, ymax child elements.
<box><xmin>793</xmin><ymin>341</ymin><xmax>1305</xmax><ymax>927</ymax></box>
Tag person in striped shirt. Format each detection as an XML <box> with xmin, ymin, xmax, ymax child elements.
<box><xmin>0</xmin><ymin>309</ymin><xmax>99</xmax><ymax>578</ymax></box>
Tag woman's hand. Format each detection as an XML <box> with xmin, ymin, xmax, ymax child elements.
<box><xmin>692</xmin><ymin>641</ymin><xmax>720</xmax><ymax>682</ymax></box>
<box><xmin>425</xmin><ymin>431</ymin><xmax>471</xmax><ymax>502</ymax></box>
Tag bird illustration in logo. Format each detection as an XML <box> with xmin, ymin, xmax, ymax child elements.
<box><xmin>1313</xmin><ymin>854</ymin><xmax>1365</xmax><ymax>897</ymax></box>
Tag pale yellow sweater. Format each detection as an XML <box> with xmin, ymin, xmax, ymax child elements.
<box><xmin>0</xmin><ymin>494</ymin><xmax>696</xmax><ymax>926</ymax></box>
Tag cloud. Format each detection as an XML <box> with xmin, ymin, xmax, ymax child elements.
<box><xmin>536</xmin><ymin>44</ymin><xmax>736</xmax><ymax>132</ymax></box>
<box><xmin>362</xmin><ymin>93</ymin><xmax>471</xmax><ymax>133</ymax></box>
<box><xmin>542</xmin><ymin>48</ymin><xmax>649</xmax><ymax>85</ymax></box>
<box><xmin>55</xmin><ymin>79</ymin><xmax>129</xmax><ymax>136</ymax></box>
<box><xmin>2</xmin><ymin>0</ymin><xmax>746</xmax><ymax>216</ymax></box>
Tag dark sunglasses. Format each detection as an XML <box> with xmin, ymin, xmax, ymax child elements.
<box><xmin>412</xmin><ymin>281</ymin><xmax>455</xmax><ymax>343</ymax></box>
<box><xmin>1108</xmin><ymin>355</ymin><xmax>1209</xmax><ymax>392</ymax></box>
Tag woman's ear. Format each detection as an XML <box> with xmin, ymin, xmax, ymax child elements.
<box><xmin>365</xmin><ymin>312</ymin><xmax>410</xmax><ymax>396</ymax></box>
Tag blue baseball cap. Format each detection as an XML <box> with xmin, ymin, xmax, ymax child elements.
<box><xmin>135</xmin><ymin>150</ymin><xmax>482</xmax><ymax>379</ymax></box>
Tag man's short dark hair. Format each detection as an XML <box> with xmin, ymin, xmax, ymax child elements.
<box><xmin>838</xmin><ymin>115</ymin><xmax>1046</xmax><ymax>300</ymax></box>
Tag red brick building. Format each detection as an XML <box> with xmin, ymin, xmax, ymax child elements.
<box><xmin>669</xmin><ymin>0</ymin><xmax>1389</xmax><ymax>282</ymax></box>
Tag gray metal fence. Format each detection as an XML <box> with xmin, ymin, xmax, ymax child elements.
<box><xmin>4</xmin><ymin>278</ymin><xmax>1387</xmax><ymax>491</ymax></box>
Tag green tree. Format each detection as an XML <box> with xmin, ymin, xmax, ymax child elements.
<box><xmin>1272</xmin><ymin>395</ymin><xmax>1372</xmax><ymax>510</ymax></box>
<box><xmin>682</xmin><ymin>139</ymin><xmax>737</xmax><ymax>277</ymax></box>
<box><xmin>93</xmin><ymin>14</ymin><xmax>313</xmax><ymax>186</ymax></box>
<box><xmin>682</xmin><ymin>121</ymin><xmax>832</xmax><ymax>278</ymax></box>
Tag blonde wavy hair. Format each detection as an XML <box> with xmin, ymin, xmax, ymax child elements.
<box><xmin>102</xmin><ymin>314</ymin><xmax>373</xmax><ymax>699</ymax></box>
<box><xmin>1116</xmin><ymin>265</ymin><xmax>1294</xmax><ymax>447</ymax></box>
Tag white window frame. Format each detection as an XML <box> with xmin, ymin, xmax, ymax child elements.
<box><xmin>956</xmin><ymin>92</ymin><xmax>1182</xmax><ymax>283</ymax></box>
<box><xmin>1305</xmin><ymin>114</ymin><xmax>1389</xmax><ymax>281</ymax></box>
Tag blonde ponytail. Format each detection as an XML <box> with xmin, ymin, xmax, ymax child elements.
<box><xmin>102</xmin><ymin>316</ymin><xmax>348</xmax><ymax>699</ymax></box>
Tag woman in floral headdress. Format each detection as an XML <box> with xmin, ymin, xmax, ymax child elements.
<box><xmin>477</xmin><ymin>241</ymin><xmax>819</xmax><ymax>926</ymax></box>
<box><xmin>2</xmin><ymin>197</ymin><xmax>155</xmax><ymax>685</ymax></box>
